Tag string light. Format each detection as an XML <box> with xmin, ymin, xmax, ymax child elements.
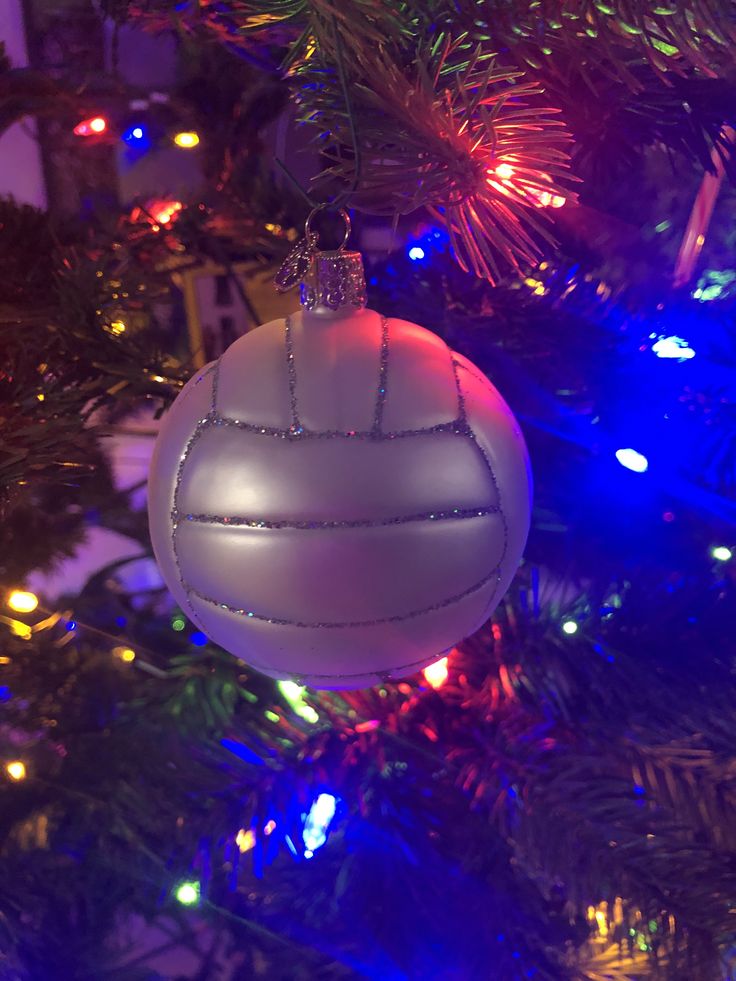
<box><xmin>408</xmin><ymin>246</ymin><xmax>425</xmax><ymax>261</ymax></box>
<box><xmin>711</xmin><ymin>545</ymin><xmax>732</xmax><ymax>562</ymax></box>
<box><xmin>302</xmin><ymin>793</ymin><xmax>338</xmax><ymax>858</ymax></box>
<box><xmin>423</xmin><ymin>655</ymin><xmax>449</xmax><ymax>689</ymax></box>
<box><xmin>112</xmin><ymin>646</ymin><xmax>136</xmax><ymax>663</ymax></box>
<box><xmin>263</xmin><ymin>819</ymin><xmax>277</xmax><ymax>836</ymax></box>
<box><xmin>615</xmin><ymin>448</ymin><xmax>649</xmax><ymax>473</ymax></box>
<box><xmin>171</xmin><ymin>615</ymin><xmax>186</xmax><ymax>631</ymax></box>
<box><xmin>123</xmin><ymin>125</ymin><xmax>146</xmax><ymax>144</ymax></box>
<box><xmin>74</xmin><ymin>116</ymin><xmax>107</xmax><ymax>137</ymax></box>
<box><xmin>561</xmin><ymin>620</ymin><xmax>578</xmax><ymax>635</ymax></box>
<box><xmin>277</xmin><ymin>679</ymin><xmax>319</xmax><ymax>724</ymax></box>
<box><xmin>5</xmin><ymin>761</ymin><xmax>26</xmax><ymax>781</ymax></box>
<box><xmin>173</xmin><ymin>131</ymin><xmax>199</xmax><ymax>148</ymax></box>
<box><xmin>189</xmin><ymin>631</ymin><xmax>207</xmax><ymax>646</ymax></box>
<box><xmin>174</xmin><ymin>880</ymin><xmax>200</xmax><ymax>906</ymax></box>
<box><xmin>236</xmin><ymin>828</ymin><xmax>256</xmax><ymax>853</ymax></box>
<box><xmin>107</xmin><ymin>320</ymin><xmax>126</xmax><ymax>336</ymax></box>
<box><xmin>487</xmin><ymin>163</ymin><xmax>566</xmax><ymax>208</ymax></box>
<box><xmin>7</xmin><ymin>590</ymin><xmax>38</xmax><ymax>614</ymax></box>
<box><xmin>651</xmin><ymin>335</ymin><xmax>695</xmax><ymax>360</ymax></box>
<box><xmin>150</xmin><ymin>200</ymin><xmax>183</xmax><ymax>225</ymax></box>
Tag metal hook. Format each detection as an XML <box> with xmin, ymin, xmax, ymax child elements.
<box><xmin>305</xmin><ymin>205</ymin><xmax>351</xmax><ymax>250</ymax></box>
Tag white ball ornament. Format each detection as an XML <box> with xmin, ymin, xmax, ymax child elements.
<box><xmin>148</xmin><ymin>241</ymin><xmax>531</xmax><ymax>689</ymax></box>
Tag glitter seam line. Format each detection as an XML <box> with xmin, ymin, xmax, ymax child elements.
<box><xmin>284</xmin><ymin>314</ymin><xmax>301</xmax><ymax>433</ymax></box>
<box><xmin>210</xmin><ymin>416</ymin><xmax>463</xmax><ymax>440</ymax></box>
<box><xmin>177</xmin><ymin>506</ymin><xmax>500</xmax><ymax>530</ymax></box>
<box><xmin>372</xmin><ymin>315</ymin><xmax>390</xmax><ymax>434</ymax></box>
<box><xmin>185</xmin><ymin>565</ymin><xmax>501</xmax><ymax>630</ymax></box>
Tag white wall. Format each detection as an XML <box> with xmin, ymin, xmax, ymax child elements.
<box><xmin>0</xmin><ymin>0</ymin><xmax>46</xmax><ymax>206</ymax></box>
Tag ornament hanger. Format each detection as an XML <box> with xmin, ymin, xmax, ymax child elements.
<box><xmin>304</xmin><ymin>205</ymin><xmax>351</xmax><ymax>252</ymax></box>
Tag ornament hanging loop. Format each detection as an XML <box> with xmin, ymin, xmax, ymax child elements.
<box><xmin>298</xmin><ymin>206</ymin><xmax>365</xmax><ymax>312</ymax></box>
<box><xmin>305</xmin><ymin>205</ymin><xmax>351</xmax><ymax>251</ymax></box>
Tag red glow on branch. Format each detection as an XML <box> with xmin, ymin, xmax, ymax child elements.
<box><xmin>74</xmin><ymin>116</ymin><xmax>107</xmax><ymax>137</ymax></box>
<box><xmin>487</xmin><ymin>162</ymin><xmax>566</xmax><ymax>209</ymax></box>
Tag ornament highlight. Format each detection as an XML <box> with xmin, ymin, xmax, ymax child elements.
<box><xmin>149</xmin><ymin>221</ymin><xmax>531</xmax><ymax>688</ymax></box>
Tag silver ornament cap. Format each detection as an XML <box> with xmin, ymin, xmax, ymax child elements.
<box><xmin>275</xmin><ymin>205</ymin><xmax>367</xmax><ymax>314</ymax></box>
<box><xmin>300</xmin><ymin>248</ymin><xmax>367</xmax><ymax>313</ymax></box>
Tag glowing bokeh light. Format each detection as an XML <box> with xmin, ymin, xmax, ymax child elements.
<box><xmin>112</xmin><ymin>646</ymin><xmax>136</xmax><ymax>663</ymax></box>
<box><xmin>423</xmin><ymin>655</ymin><xmax>449</xmax><ymax>689</ymax></box>
<box><xmin>651</xmin><ymin>335</ymin><xmax>695</xmax><ymax>360</ymax></box>
<box><xmin>74</xmin><ymin>116</ymin><xmax>107</xmax><ymax>137</ymax></box>
<box><xmin>302</xmin><ymin>793</ymin><xmax>338</xmax><ymax>857</ymax></box>
<box><xmin>711</xmin><ymin>545</ymin><xmax>733</xmax><ymax>562</ymax></box>
<box><xmin>123</xmin><ymin>125</ymin><xmax>145</xmax><ymax>143</ymax></box>
<box><xmin>7</xmin><ymin>590</ymin><xmax>38</xmax><ymax>613</ymax></box>
<box><xmin>6</xmin><ymin>760</ymin><xmax>26</xmax><ymax>781</ymax></box>
<box><xmin>615</xmin><ymin>448</ymin><xmax>649</xmax><ymax>473</ymax></box>
<box><xmin>408</xmin><ymin>246</ymin><xmax>425</xmax><ymax>261</ymax></box>
<box><xmin>561</xmin><ymin>620</ymin><xmax>578</xmax><ymax>636</ymax></box>
<box><xmin>174</xmin><ymin>131</ymin><xmax>200</xmax><ymax>148</ymax></box>
<box><xmin>174</xmin><ymin>880</ymin><xmax>200</xmax><ymax>906</ymax></box>
<box><xmin>236</xmin><ymin>828</ymin><xmax>255</xmax><ymax>853</ymax></box>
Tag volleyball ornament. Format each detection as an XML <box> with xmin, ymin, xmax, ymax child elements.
<box><xmin>148</xmin><ymin>218</ymin><xmax>531</xmax><ymax>689</ymax></box>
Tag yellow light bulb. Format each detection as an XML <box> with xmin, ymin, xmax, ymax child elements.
<box><xmin>113</xmin><ymin>646</ymin><xmax>136</xmax><ymax>662</ymax></box>
<box><xmin>7</xmin><ymin>590</ymin><xmax>38</xmax><ymax>613</ymax></box>
<box><xmin>109</xmin><ymin>320</ymin><xmax>126</xmax><ymax>335</ymax></box>
<box><xmin>236</xmin><ymin>828</ymin><xmax>255</xmax><ymax>853</ymax></box>
<box><xmin>174</xmin><ymin>131</ymin><xmax>200</xmax><ymax>148</ymax></box>
<box><xmin>6</xmin><ymin>760</ymin><xmax>26</xmax><ymax>781</ymax></box>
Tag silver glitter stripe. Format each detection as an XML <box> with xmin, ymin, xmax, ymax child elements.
<box><xmin>211</xmin><ymin>358</ymin><xmax>222</xmax><ymax>413</ymax></box>
<box><xmin>209</xmin><ymin>415</ymin><xmax>463</xmax><ymax>440</ymax></box>
<box><xmin>463</xmin><ymin>426</ymin><xmax>509</xmax><ymax>575</ymax></box>
<box><xmin>177</xmin><ymin>505</ymin><xmax>500</xmax><ymax>530</ymax></box>
<box><xmin>284</xmin><ymin>315</ymin><xmax>301</xmax><ymax>433</ymax></box>
<box><xmin>454</xmin><ymin>359</ymin><xmax>489</xmax><ymax>391</ymax></box>
<box><xmin>186</xmin><ymin>565</ymin><xmax>501</xmax><ymax>630</ymax></box>
<box><xmin>372</xmin><ymin>315</ymin><xmax>390</xmax><ymax>435</ymax></box>
<box><xmin>170</xmin><ymin>412</ymin><xmax>213</xmax><ymax>629</ymax></box>
<box><xmin>450</xmin><ymin>358</ymin><xmax>467</xmax><ymax>424</ymax></box>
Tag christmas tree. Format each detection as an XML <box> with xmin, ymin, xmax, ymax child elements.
<box><xmin>2</xmin><ymin>1</ymin><xmax>736</xmax><ymax>978</ymax></box>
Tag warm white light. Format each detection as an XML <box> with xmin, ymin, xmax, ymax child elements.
<box><xmin>6</xmin><ymin>760</ymin><xmax>26</xmax><ymax>781</ymax></box>
<box><xmin>423</xmin><ymin>656</ymin><xmax>449</xmax><ymax>689</ymax></box>
<box><xmin>7</xmin><ymin>590</ymin><xmax>38</xmax><ymax>613</ymax></box>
